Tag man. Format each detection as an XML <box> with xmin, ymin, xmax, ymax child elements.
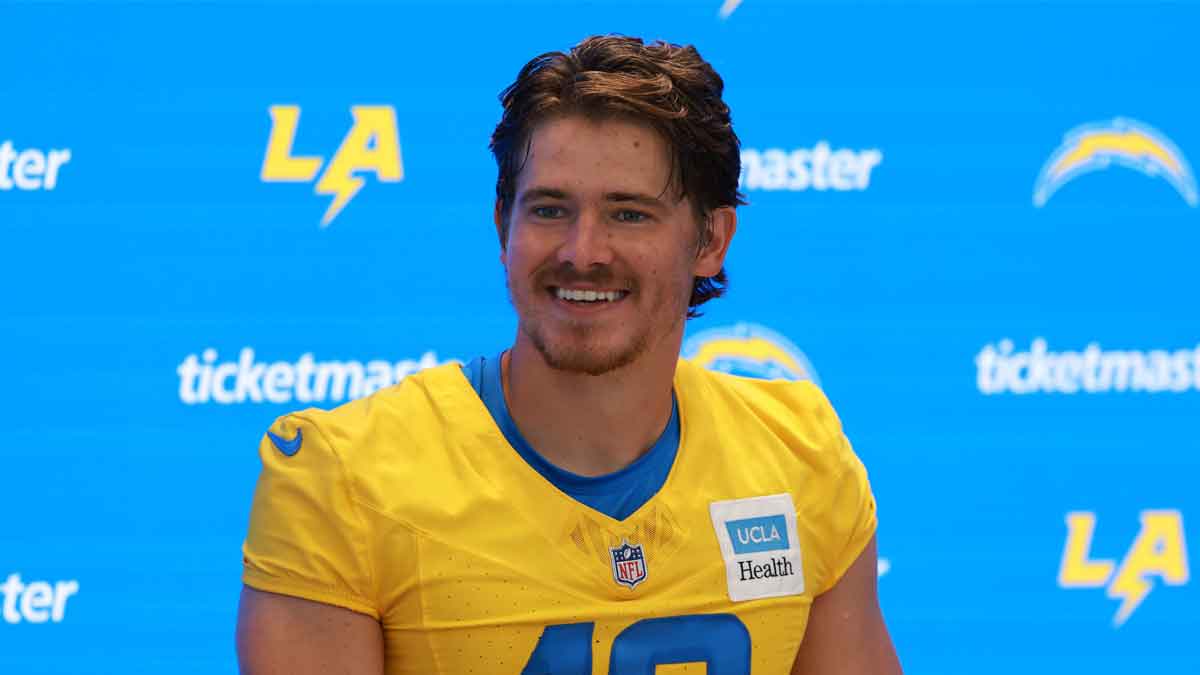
<box><xmin>237</xmin><ymin>35</ymin><xmax>902</xmax><ymax>674</ymax></box>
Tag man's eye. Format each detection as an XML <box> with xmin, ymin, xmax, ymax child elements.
<box><xmin>532</xmin><ymin>206</ymin><xmax>565</xmax><ymax>219</ymax></box>
<box><xmin>614</xmin><ymin>210</ymin><xmax>649</xmax><ymax>223</ymax></box>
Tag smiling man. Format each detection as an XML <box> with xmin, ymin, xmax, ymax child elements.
<box><xmin>237</xmin><ymin>35</ymin><xmax>902</xmax><ymax>674</ymax></box>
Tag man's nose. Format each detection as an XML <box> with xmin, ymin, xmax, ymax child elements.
<box><xmin>557</xmin><ymin>210</ymin><xmax>614</xmax><ymax>268</ymax></box>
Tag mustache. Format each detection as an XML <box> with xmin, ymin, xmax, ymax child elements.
<box><xmin>537</xmin><ymin>263</ymin><xmax>632</xmax><ymax>289</ymax></box>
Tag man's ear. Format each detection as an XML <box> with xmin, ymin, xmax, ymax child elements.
<box><xmin>694</xmin><ymin>206</ymin><xmax>737</xmax><ymax>278</ymax></box>
<box><xmin>494</xmin><ymin>200</ymin><xmax>508</xmax><ymax>263</ymax></box>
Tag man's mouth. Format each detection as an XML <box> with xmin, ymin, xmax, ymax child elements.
<box><xmin>550</xmin><ymin>286</ymin><xmax>631</xmax><ymax>304</ymax></box>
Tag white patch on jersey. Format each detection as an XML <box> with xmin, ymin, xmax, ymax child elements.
<box><xmin>709</xmin><ymin>493</ymin><xmax>805</xmax><ymax>602</ymax></box>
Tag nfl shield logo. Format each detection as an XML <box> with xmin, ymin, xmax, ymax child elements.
<box><xmin>610</xmin><ymin>541</ymin><xmax>648</xmax><ymax>589</ymax></box>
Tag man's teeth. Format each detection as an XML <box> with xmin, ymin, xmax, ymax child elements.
<box><xmin>556</xmin><ymin>288</ymin><xmax>624</xmax><ymax>302</ymax></box>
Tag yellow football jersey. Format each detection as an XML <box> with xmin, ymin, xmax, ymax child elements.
<box><xmin>242</xmin><ymin>358</ymin><xmax>876</xmax><ymax>674</ymax></box>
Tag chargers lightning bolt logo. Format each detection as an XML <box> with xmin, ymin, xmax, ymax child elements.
<box><xmin>1033</xmin><ymin>117</ymin><xmax>1198</xmax><ymax>207</ymax></box>
<box><xmin>683</xmin><ymin>323</ymin><xmax>820</xmax><ymax>386</ymax></box>
<box><xmin>1058</xmin><ymin>510</ymin><xmax>1190</xmax><ymax>627</ymax></box>
<box><xmin>261</xmin><ymin>105</ymin><xmax>404</xmax><ymax>227</ymax></box>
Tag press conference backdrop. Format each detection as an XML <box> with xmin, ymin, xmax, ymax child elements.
<box><xmin>3</xmin><ymin>0</ymin><xmax>1198</xmax><ymax>672</ymax></box>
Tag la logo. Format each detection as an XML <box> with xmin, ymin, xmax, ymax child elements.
<box><xmin>1058</xmin><ymin>510</ymin><xmax>1189</xmax><ymax>627</ymax></box>
<box><xmin>261</xmin><ymin>105</ymin><xmax>403</xmax><ymax>227</ymax></box>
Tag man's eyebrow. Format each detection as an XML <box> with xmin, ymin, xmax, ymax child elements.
<box><xmin>517</xmin><ymin>186</ymin><xmax>568</xmax><ymax>202</ymax></box>
<box><xmin>604</xmin><ymin>192</ymin><xmax>667</xmax><ymax>208</ymax></box>
<box><xmin>516</xmin><ymin>187</ymin><xmax>669</xmax><ymax>208</ymax></box>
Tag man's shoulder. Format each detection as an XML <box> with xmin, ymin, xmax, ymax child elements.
<box><xmin>677</xmin><ymin>358</ymin><xmax>839</xmax><ymax>431</ymax></box>
<box><xmin>262</xmin><ymin>361</ymin><xmax>474</xmax><ymax>477</ymax></box>
<box><xmin>676</xmin><ymin>358</ymin><xmax>851</xmax><ymax>477</ymax></box>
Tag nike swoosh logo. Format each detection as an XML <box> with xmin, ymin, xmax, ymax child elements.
<box><xmin>267</xmin><ymin>429</ymin><xmax>303</xmax><ymax>457</ymax></box>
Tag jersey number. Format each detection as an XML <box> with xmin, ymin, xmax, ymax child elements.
<box><xmin>521</xmin><ymin>613</ymin><xmax>751</xmax><ymax>674</ymax></box>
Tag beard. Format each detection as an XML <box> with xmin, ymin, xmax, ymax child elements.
<box><xmin>508</xmin><ymin>261</ymin><xmax>687</xmax><ymax>377</ymax></box>
<box><xmin>522</xmin><ymin>312</ymin><xmax>649</xmax><ymax>376</ymax></box>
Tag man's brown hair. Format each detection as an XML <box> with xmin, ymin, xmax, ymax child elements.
<box><xmin>490</xmin><ymin>35</ymin><xmax>745</xmax><ymax>316</ymax></box>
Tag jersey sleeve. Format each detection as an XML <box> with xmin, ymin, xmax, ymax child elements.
<box><xmin>813</xmin><ymin>429</ymin><xmax>877</xmax><ymax>596</ymax></box>
<box><xmin>242</xmin><ymin>412</ymin><xmax>380</xmax><ymax>618</ymax></box>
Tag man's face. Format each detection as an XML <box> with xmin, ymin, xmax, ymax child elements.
<box><xmin>499</xmin><ymin>115</ymin><xmax>718</xmax><ymax>376</ymax></box>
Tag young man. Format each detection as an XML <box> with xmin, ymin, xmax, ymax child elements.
<box><xmin>237</xmin><ymin>35</ymin><xmax>902</xmax><ymax>674</ymax></box>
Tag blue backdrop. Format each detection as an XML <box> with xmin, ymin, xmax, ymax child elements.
<box><xmin>2</xmin><ymin>0</ymin><xmax>1197</xmax><ymax>672</ymax></box>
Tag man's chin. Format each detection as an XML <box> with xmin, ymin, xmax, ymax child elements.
<box><xmin>545</xmin><ymin>354</ymin><xmax>630</xmax><ymax>376</ymax></box>
<box><xmin>528</xmin><ymin>334</ymin><xmax>644</xmax><ymax>377</ymax></box>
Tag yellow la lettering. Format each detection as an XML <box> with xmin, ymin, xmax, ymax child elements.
<box><xmin>314</xmin><ymin>106</ymin><xmax>403</xmax><ymax>226</ymax></box>
<box><xmin>261</xmin><ymin>105</ymin><xmax>323</xmax><ymax>181</ymax></box>
<box><xmin>1058</xmin><ymin>511</ymin><xmax>1115</xmax><ymax>588</ymax></box>
<box><xmin>1107</xmin><ymin>510</ymin><xmax>1189</xmax><ymax>626</ymax></box>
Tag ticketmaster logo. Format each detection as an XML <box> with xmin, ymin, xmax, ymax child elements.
<box><xmin>976</xmin><ymin>338</ymin><xmax>1200</xmax><ymax>395</ymax></box>
<box><xmin>1</xmin><ymin>141</ymin><xmax>71</xmax><ymax>191</ymax></box>
<box><xmin>740</xmin><ymin>143</ymin><xmax>882</xmax><ymax>192</ymax></box>
<box><xmin>177</xmin><ymin>348</ymin><xmax>455</xmax><ymax>405</ymax></box>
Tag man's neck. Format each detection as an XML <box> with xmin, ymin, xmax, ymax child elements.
<box><xmin>503</xmin><ymin>337</ymin><xmax>678</xmax><ymax>478</ymax></box>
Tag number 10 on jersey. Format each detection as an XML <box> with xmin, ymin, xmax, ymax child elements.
<box><xmin>521</xmin><ymin>613</ymin><xmax>751</xmax><ymax>674</ymax></box>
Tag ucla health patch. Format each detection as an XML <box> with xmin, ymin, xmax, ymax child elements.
<box><xmin>710</xmin><ymin>493</ymin><xmax>804</xmax><ymax>602</ymax></box>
